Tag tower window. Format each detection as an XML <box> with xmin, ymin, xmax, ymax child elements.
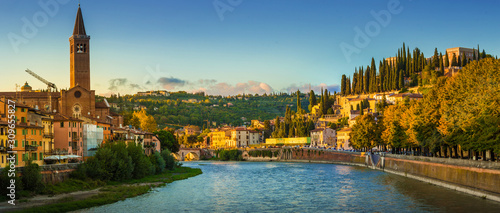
<box><xmin>77</xmin><ymin>43</ymin><xmax>84</xmax><ymax>53</ymax></box>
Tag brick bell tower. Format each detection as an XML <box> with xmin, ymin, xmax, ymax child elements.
<box><xmin>69</xmin><ymin>4</ymin><xmax>90</xmax><ymax>91</ymax></box>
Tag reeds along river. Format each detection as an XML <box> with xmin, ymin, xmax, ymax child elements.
<box><xmin>80</xmin><ymin>161</ymin><xmax>500</xmax><ymax>213</ymax></box>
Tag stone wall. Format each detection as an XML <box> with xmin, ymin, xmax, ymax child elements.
<box><xmin>0</xmin><ymin>163</ymin><xmax>80</xmax><ymax>184</ymax></box>
<box><xmin>383</xmin><ymin>156</ymin><xmax>500</xmax><ymax>198</ymax></box>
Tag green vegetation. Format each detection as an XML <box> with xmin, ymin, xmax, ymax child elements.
<box><xmin>349</xmin><ymin>58</ymin><xmax>500</xmax><ymax>160</ymax></box>
<box><xmin>340</xmin><ymin>43</ymin><xmax>492</xmax><ymax>95</ymax></box>
<box><xmin>248</xmin><ymin>150</ymin><xmax>278</xmax><ymax>158</ymax></box>
<box><xmin>104</xmin><ymin>92</ymin><xmax>310</xmax><ymax>129</ymax></box>
<box><xmin>217</xmin><ymin>149</ymin><xmax>243</xmax><ymax>161</ymax></box>
<box><xmin>15</xmin><ymin>167</ymin><xmax>202</xmax><ymax>213</ymax></box>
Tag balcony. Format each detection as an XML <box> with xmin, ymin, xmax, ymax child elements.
<box><xmin>71</xmin><ymin>137</ymin><xmax>79</xmax><ymax>142</ymax></box>
<box><xmin>0</xmin><ymin>146</ymin><xmax>12</xmax><ymax>153</ymax></box>
<box><xmin>43</xmin><ymin>133</ymin><xmax>54</xmax><ymax>138</ymax></box>
<box><xmin>25</xmin><ymin>145</ymin><xmax>37</xmax><ymax>151</ymax></box>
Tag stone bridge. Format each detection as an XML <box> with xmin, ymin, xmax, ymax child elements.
<box><xmin>174</xmin><ymin>148</ymin><xmax>213</xmax><ymax>161</ymax></box>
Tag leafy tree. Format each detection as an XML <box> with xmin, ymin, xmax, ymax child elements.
<box><xmin>161</xmin><ymin>149</ymin><xmax>178</xmax><ymax>170</ymax></box>
<box><xmin>149</xmin><ymin>152</ymin><xmax>166</xmax><ymax>174</ymax></box>
<box><xmin>127</xmin><ymin>143</ymin><xmax>154</xmax><ymax>179</ymax></box>
<box><xmin>349</xmin><ymin>114</ymin><xmax>380</xmax><ymax>150</ymax></box>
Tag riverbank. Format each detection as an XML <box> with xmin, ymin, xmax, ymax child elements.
<box><xmin>0</xmin><ymin>167</ymin><xmax>202</xmax><ymax>213</ymax></box>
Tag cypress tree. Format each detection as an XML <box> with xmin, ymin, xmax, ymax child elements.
<box><xmin>364</xmin><ymin>66</ymin><xmax>370</xmax><ymax>93</ymax></box>
<box><xmin>432</xmin><ymin>48</ymin><xmax>439</xmax><ymax>68</ymax></box>
<box><xmin>439</xmin><ymin>53</ymin><xmax>444</xmax><ymax>76</ymax></box>
<box><xmin>347</xmin><ymin>76</ymin><xmax>352</xmax><ymax>95</ymax></box>
<box><xmin>462</xmin><ymin>52</ymin><xmax>467</xmax><ymax>67</ymax></box>
<box><xmin>451</xmin><ymin>53</ymin><xmax>458</xmax><ymax>66</ymax></box>
<box><xmin>340</xmin><ymin>75</ymin><xmax>346</xmax><ymax>96</ymax></box>
<box><xmin>481</xmin><ymin>49</ymin><xmax>486</xmax><ymax>59</ymax></box>
<box><xmin>472</xmin><ymin>48</ymin><xmax>476</xmax><ymax>61</ymax></box>
<box><xmin>477</xmin><ymin>44</ymin><xmax>480</xmax><ymax>60</ymax></box>
<box><xmin>444</xmin><ymin>51</ymin><xmax>450</xmax><ymax>67</ymax></box>
<box><xmin>398</xmin><ymin>70</ymin><xmax>404</xmax><ymax>89</ymax></box>
<box><xmin>296</xmin><ymin>90</ymin><xmax>302</xmax><ymax>113</ymax></box>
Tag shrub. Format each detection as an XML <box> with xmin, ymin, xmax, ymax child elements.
<box><xmin>22</xmin><ymin>160</ymin><xmax>43</xmax><ymax>193</ymax></box>
<box><xmin>160</xmin><ymin>150</ymin><xmax>178</xmax><ymax>170</ymax></box>
<box><xmin>219</xmin><ymin>149</ymin><xmax>242</xmax><ymax>161</ymax></box>
<box><xmin>149</xmin><ymin>152</ymin><xmax>166</xmax><ymax>174</ymax></box>
<box><xmin>127</xmin><ymin>143</ymin><xmax>154</xmax><ymax>179</ymax></box>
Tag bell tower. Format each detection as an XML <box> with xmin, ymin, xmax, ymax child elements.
<box><xmin>69</xmin><ymin>4</ymin><xmax>90</xmax><ymax>91</ymax></box>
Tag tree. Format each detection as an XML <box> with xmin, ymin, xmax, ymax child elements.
<box><xmin>149</xmin><ymin>152</ymin><xmax>166</xmax><ymax>174</ymax></box>
<box><xmin>349</xmin><ymin>114</ymin><xmax>380</xmax><ymax>150</ymax></box>
<box><xmin>296</xmin><ymin>90</ymin><xmax>302</xmax><ymax>113</ymax></box>
<box><xmin>154</xmin><ymin>130</ymin><xmax>180</xmax><ymax>153</ymax></box>
<box><xmin>341</xmin><ymin>75</ymin><xmax>347</xmax><ymax>96</ymax></box>
<box><xmin>127</xmin><ymin>143</ymin><xmax>154</xmax><ymax>179</ymax></box>
<box><xmin>22</xmin><ymin>160</ymin><xmax>43</xmax><ymax>192</ymax></box>
<box><xmin>308</xmin><ymin>90</ymin><xmax>317</xmax><ymax>112</ymax></box>
<box><xmin>444</xmin><ymin>51</ymin><xmax>450</xmax><ymax>67</ymax></box>
<box><xmin>451</xmin><ymin>53</ymin><xmax>458</xmax><ymax>66</ymax></box>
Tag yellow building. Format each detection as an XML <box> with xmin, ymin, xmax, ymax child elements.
<box><xmin>42</xmin><ymin>114</ymin><xmax>54</xmax><ymax>157</ymax></box>
<box><xmin>336</xmin><ymin>128</ymin><xmax>353</xmax><ymax>150</ymax></box>
<box><xmin>208</xmin><ymin>131</ymin><xmax>227</xmax><ymax>149</ymax></box>
<box><xmin>265</xmin><ymin>137</ymin><xmax>310</xmax><ymax>146</ymax></box>
<box><xmin>0</xmin><ymin>101</ymin><xmax>46</xmax><ymax>167</ymax></box>
<box><xmin>0</xmin><ymin>121</ymin><xmax>9</xmax><ymax>168</ymax></box>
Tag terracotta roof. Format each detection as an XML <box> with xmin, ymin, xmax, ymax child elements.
<box><xmin>0</xmin><ymin>92</ymin><xmax>61</xmax><ymax>98</ymax></box>
<box><xmin>310</xmin><ymin>128</ymin><xmax>325</xmax><ymax>132</ymax></box>
<box><xmin>338</xmin><ymin>128</ymin><xmax>352</xmax><ymax>132</ymax></box>
<box><xmin>95</xmin><ymin>102</ymin><xmax>109</xmax><ymax>108</ymax></box>
<box><xmin>53</xmin><ymin>113</ymin><xmax>83</xmax><ymax>122</ymax></box>
<box><xmin>73</xmin><ymin>6</ymin><xmax>86</xmax><ymax>35</ymax></box>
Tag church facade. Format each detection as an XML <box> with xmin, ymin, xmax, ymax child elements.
<box><xmin>0</xmin><ymin>5</ymin><xmax>121</xmax><ymax>127</ymax></box>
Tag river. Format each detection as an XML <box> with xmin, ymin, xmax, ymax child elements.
<box><xmin>80</xmin><ymin>161</ymin><xmax>500</xmax><ymax>212</ymax></box>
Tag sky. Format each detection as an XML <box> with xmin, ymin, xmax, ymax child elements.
<box><xmin>1</xmin><ymin>0</ymin><xmax>499</xmax><ymax>96</ymax></box>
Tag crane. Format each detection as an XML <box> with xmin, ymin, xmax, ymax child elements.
<box><xmin>25</xmin><ymin>69</ymin><xmax>57</xmax><ymax>92</ymax></box>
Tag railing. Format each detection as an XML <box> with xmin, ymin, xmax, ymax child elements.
<box><xmin>25</xmin><ymin>145</ymin><xmax>37</xmax><ymax>151</ymax></box>
<box><xmin>71</xmin><ymin>137</ymin><xmax>79</xmax><ymax>142</ymax></box>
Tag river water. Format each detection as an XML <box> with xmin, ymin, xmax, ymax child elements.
<box><xmin>81</xmin><ymin>161</ymin><xmax>500</xmax><ymax>212</ymax></box>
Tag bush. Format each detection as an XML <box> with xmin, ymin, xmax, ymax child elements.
<box><xmin>160</xmin><ymin>150</ymin><xmax>178</xmax><ymax>170</ymax></box>
<box><xmin>149</xmin><ymin>152</ymin><xmax>166</xmax><ymax>174</ymax></box>
<box><xmin>219</xmin><ymin>149</ymin><xmax>242</xmax><ymax>161</ymax></box>
<box><xmin>127</xmin><ymin>143</ymin><xmax>154</xmax><ymax>179</ymax></box>
<box><xmin>0</xmin><ymin>163</ymin><xmax>22</xmax><ymax>200</ymax></box>
<box><xmin>22</xmin><ymin>160</ymin><xmax>43</xmax><ymax>193</ymax></box>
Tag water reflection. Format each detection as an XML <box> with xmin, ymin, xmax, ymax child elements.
<box><xmin>81</xmin><ymin>162</ymin><xmax>500</xmax><ymax>213</ymax></box>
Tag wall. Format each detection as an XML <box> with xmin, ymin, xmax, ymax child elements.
<box><xmin>0</xmin><ymin>163</ymin><xmax>79</xmax><ymax>184</ymax></box>
<box><xmin>382</xmin><ymin>156</ymin><xmax>500</xmax><ymax>201</ymax></box>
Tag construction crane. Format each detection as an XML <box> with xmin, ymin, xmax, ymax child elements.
<box><xmin>25</xmin><ymin>69</ymin><xmax>57</xmax><ymax>92</ymax></box>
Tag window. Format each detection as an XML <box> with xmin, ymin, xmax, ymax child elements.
<box><xmin>40</xmin><ymin>153</ymin><xmax>43</xmax><ymax>160</ymax></box>
<box><xmin>69</xmin><ymin>132</ymin><xmax>71</xmax><ymax>137</ymax></box>
<box><xmin>14</xmin><ymin>140</ymin><xmax>17</xmax><ymax>147</ymax></box>
<box><xmin>60</xmin><ymin>122</ymin><xmax>64</xmax><ymax>128</ymax></box>
<box><xmin>68</xmin><ymin>142</ymin><xmax>71</xmax><ymax>147</ymax></box>
<box><xmin>22</xmin><ymin>140</ymin><xmax>24</xmax><ymax>147</ymax></box>
<box><xmin>32</xmin><ymin>153</ymin><xmax>37</xmax><ymax>161</ymax></box>
<box><xmin>15</xmin><ymin>154</ymin><xmax>18</xmax><ymax>165</ymax></box>
<box><xmin>21</xmin><ymin>117</ymin><xmax>26</xmax><ymax>123</ymax></box>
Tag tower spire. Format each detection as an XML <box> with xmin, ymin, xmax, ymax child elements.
<box><xmin>73</xmin><ymin>5</ymin><xmax>86</xmax><ymax>36</ymax></box>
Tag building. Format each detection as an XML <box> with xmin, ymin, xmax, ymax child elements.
<box><xmin>445</xmin><ymin>47</ymin><xmax>478</xmax><ymax>67</ymax></box>
<box><xmin>336</xmin><ymin>128</ymin><xmax>353</xmax><ymax>150</ymax></box>
<box><xmin>0</xmin><ymin>5</ymin><xmax>122</xmax><ymax>128</ymax></box>
<box><xmin>208</xmin><ymin>131</ymin><xmax>228</xmax><ymax>149</ymax></box>
<box><xmin>0</xmin><ymin>101</ymin><xmax>46</xmax><ymax>167</ymax></box>
<box><xmin>310</xmin><ymin>128</ymin><xmax>336</xmax><ymax>148</ymax></box>
<box><xmin>53</xmin><ymin>114</ymin><xmax>83</xmax><ymax>160</ymax></box>
<box><xmin>0</xmin><ymin>121</ymin><xmax>10</xmax><ymax>168</ymax></box>
<box><xmin>265</xmin><ymin>137</ymin><xmax>311</xmax><ymax>146</ymax></box>
<box><xmin>386</xmin><ymin>93</ymin><xmax>423</xmax><ymax>104</ymax></box>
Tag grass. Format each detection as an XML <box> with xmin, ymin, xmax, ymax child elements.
<box><xmin>14</xmin><ymin>167</ymin><xmax>202</xmax><ymax>213</ymax></box>
<box><xmin>42</xmin><ymin>178</ymin><xmax>106</xmax><ymax>196</ymax></box>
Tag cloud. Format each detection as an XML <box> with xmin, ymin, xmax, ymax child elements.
<box><xmin>284</xmin><ymin>83</ymin><xmax>340</xmax><ymax>94</ymax></box>
<box><xmin>108</xmin><ymin>78</ymin><xmax>128</xmax><ymax>91</ymax></box>
<box><xmin>190</xmin><ymin>80</ymin><xmax>274</xmax><ymax>96</ymax></box>
<box><xmin>157</xmin><ymin>77</ymin><xmax>187</xmax><ymax>90</ymax></box>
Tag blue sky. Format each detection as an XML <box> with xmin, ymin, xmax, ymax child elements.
<box><xmin>1</xmin><ymin>0</ymin><xmax>499</xmax><ymax>96</ymax></box>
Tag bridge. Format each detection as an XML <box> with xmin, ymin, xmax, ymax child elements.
<box><xmin>175</xmin><ymin>148</ymin><xmax>213</xmax><ymax>161</ymax></box>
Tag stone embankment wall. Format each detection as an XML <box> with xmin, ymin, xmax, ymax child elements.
<box><xmin>0</xmin><ymin>163</ymin><xmax>80</xmax><ymax>184</ymax></box>
<box><xmin>380</xmin><ymin>155</ymin><xmax>500</xmax><ymax>200</ymax></box>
